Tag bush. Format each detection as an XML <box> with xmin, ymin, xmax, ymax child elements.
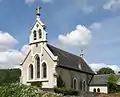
<box><xmin>0</xmin><ymin>84</ymin><xmax>62</xmax><ymax>97</ymax></box>
<box><xmin>54</xmin><ymin>87</ymin><xmax>78</xmax><ymax>96</ymax></box>
<box><xmin>116</xmin><ymin>85</ymin><xmax>120</xmax><ymax>92</ymax></box>
<box><xmin>31</xmin><ymin>82</ymin><xmax>42</xmax><ymax>88</ymax></box>
<box><xmin>57</xmin><ymin>75</ymin><xmax>65</xmax><ymax>88</ymax></box>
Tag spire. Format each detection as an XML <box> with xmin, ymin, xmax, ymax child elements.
<box><xmin>36</xmin><ymin>6</ymin><xmax>41</xmax><ymax>18</ymax></box>
<box><xmin>80</xmin><ymin>49</ymin><xmax>84</xmax><ymax>57</ymax></box>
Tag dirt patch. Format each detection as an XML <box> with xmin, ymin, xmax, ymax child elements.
<box><xmin>97</xmin><ymin>93</ymin><xmax>120</xmax><ymax>97</ymax></box>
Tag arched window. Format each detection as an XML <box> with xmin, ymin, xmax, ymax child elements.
<box><xmin>97</xmin><ymin>88</ymin><xmax>100</xmax><ymax>92</ymax></box>
<box><xmin>79</xmin><ymin>80</ymin><xmax>82</xmax><ymax>90</ymax></box>
<box><xmin>73</xmin><ymin>78</ymin><xmax>77</xmax><ymax>90</ymax></box>
<box><xmin>29</xmin><ymin>64</ymin><xmax>33</xmax><ymax>79</ymax></box>
<box><xmin>42</xmin><ymin>62</ymin><xmax>47</xmax><ymax>78</ymax></box>
<box><xmin>39</xmin><ymin>29</ymin><xmax>42</xmax><ymax>38</ymax></box>
<box><xmin>33</xmin><ymin>30</ymin><xmax>37</xmax><ymax>40</ymax></box>
<box><xmin>93</xmin><ymin>88</ymin><xmax>96</xmax><ymax>92</ymax></box>
<box><xmin>83</xmin><ymin>81</ymin><xmax>86</xmax><ymax>91</ymax></box>
<box><xmin>35</xmin><ymin>55</ymin><xmax>40</xmax><ymax>78</ymax></box>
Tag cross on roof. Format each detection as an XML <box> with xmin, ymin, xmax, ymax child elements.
<box><xmin>36</xmin><ymin>6</ymin><xmax>41</xmax><ymax>16</ymax></box>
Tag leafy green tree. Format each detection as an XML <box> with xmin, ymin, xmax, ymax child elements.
<box><xmin>108</xmin><ymin>74</ymin><xmax>117</xmax><ymax>93</ymax></box>
<box><xmin>0</xmin><ymin>69</ymin><xmax>21</xmax><ymax>85</ymax></box>
<box><xmin>97</xmin><ymin>67</ymin><xmax>115</xmax><ymax>74</ymax></box>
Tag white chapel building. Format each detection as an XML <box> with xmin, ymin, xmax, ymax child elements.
<box><xmin>20</xmin><ymin>6</ymin><xmax>95</xmax><ymax>92</ymax></box>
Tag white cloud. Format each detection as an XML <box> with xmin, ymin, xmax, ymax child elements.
<box><xmin>0</xmin><ymin>44</ymin><xmax>29</xmax><ymax>69</ymax></box>
<box><xmin>0</xmin><ymin>49</ymin><xmax>23</xmax><ymax>69</ymax></box>
<box><xmin>103</xmin><ymin>0</ymin><xmax>120</xmax><ymax>11</ymax></box>
<box><xmin>42</xmin><ymin>0</ymin><xmax>53</xmax><ymax>3</ymax></box>
<box><xmin>82</xmin><ymin>6</ymin><xmax>94</xmax><ymax>14</ymax></box>
<box><xmin>0</xmin><ymin>31</ymin><xmax>29</xmax><ymax>69</ymax></box>
<box><xmin>89</xmin><ymin>22</ymin><xmax>102</xmax><ymax>30</ymax></box>
<box><xmin>89</xmin><ymin>63</ymin><xmax>120</xmax><ymax>73</ymax></box>
<box><xmin>0</xmin><ymin>31</ymin><xmax>18</xmax><ymax>51</ymax></box>
<box><xmin>25</xmin><ymin>0</ymin><xmax>36</xmax><ymax>4</ymax></box>
<box><xmin>25</xmin><ymin>0</ymin><xmax>54</xmax><ymax>4</ymax></box>
<box><xmin>21</xmin><ymin>44</ymin><xmax>29</xmax><ymax>56</ymax></box>
<box><xmin>58</xmin><ymin>25</ymin><xmax>92</xmax><ymax>48</ymax></box>
<box><xmin>74</xmin><ymin>0</ymin><xmax>94</xmax><ymax>14</ymax></box>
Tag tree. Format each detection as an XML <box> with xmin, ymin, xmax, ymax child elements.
<box><xmin>108</xmin><ymin>74</ymin><xmax>117</xmax><ymax>93</ymax></box>
<box><xmin>97</xmin><ymin>67</ymin><xmax>115</xmax><ymax>74</ymax></box>
<box><xmin>0</xmin><ymin>69</ymin><xmax>21</xmax><ymax>85</ymax></box>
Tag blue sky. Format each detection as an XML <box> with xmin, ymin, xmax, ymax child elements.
<box><xmin>0</xmin><ymin>0</ymin><xmax>120</xmax><ymax>72</ymax></box>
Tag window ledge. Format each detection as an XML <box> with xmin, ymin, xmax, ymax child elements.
<box><xmin>27</xmin><ymin>78</ymin><xmax>48</xmax><ymax>83</ymax></box>
<box><xmin>40</xmin><ymin>78</ymin><xmax>48</xmax><ymax>82</ymax></box>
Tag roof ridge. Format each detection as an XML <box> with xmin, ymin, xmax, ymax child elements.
<box><xmin>47</xmin><ymin>44</ymin><xmax>81</xmax><ymax>59</ymax></box>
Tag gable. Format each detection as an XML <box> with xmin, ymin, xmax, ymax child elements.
<box><xmin>20</xmin><ymin>50</ymin><xmax>31</xmax><ymax>65</ymax></box>
<box><xmin>31</xmin><ymin>20</ymin><xmax>45</xmax><ymax>31</ymax></box>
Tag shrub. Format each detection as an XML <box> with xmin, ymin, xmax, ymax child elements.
<box><xmin>0</xmin><ymin>84</ymin><xmax>62</xmax><ymax>97</ymax></box>
<box><xmin>31</xmin><ymin>82</ymin><xmax>42</xmax><ymax>88</ymax></box>
<box><xmin>116</xmin><ymin>85</ymin><xmax>120</xmax><ymax>92</ymax></box>
<box><xmin>54</xmin><ymin>87</ymin><xmax>78</xmax><ymax>96</ymax></box>
<box><xmin>57</xmin><ymin>75</ymin><xmax>65</xmax><ymax>88</ymax></box>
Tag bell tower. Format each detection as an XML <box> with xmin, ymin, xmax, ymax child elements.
<box><xmin>29</xmin><ymin>6</ymin><xmax>47</xmax><ymax>46</ymax></box>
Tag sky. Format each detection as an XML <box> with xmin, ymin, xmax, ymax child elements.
<box><xmin>0</xmin><ymin>0</ymin><xmax>120</xmax><ymax>72</ymax></box>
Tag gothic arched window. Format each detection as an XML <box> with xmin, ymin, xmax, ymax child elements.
<box><xmin>39</xmin><ymin>29</ymin><xmax>42</xmax><ymax>38</ymax></box>
<box><xmin>35</xmin><ymin>55</ymin><xmax>40</xmax><ymax>78</ymax></box>
<box><xmin>73</xmin><ymin>78</ymin><xmax>77</xmax><ymax>90</ymax></box>
<box><xmin>29</xmin><ymin>64</ymin><xmax>33</xmax><ymax>79</ymax></box>
<box><xmin>79</xmin><ymin>80</ymin><xmax>82</xmax><ymax>90</ymax></box>
<box><xmin>33</xmin><ymin>30</ymin><xmax>37</xmax><ymax>40</ymax></box>
<box><xmin>42</xmin><ymin>62</ymin><xmax>47</xmax><ymax>78</ymax></box>
<box><xmin>83</xmin><ymin>81</ymin><xmax>86</xmax><ymax>91</ymax></box>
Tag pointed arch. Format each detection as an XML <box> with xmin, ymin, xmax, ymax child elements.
<box><xmin>33</xmin><ymin>30</ymin><xmax>37</xmax><ymax>40</ymax></box>
<box><xmin>35</xmin><ymin>54</ymin><xmax>40</xmax><ymax>78</ymax></box>
<box><xmin>79</xmin><ymin>80</ymin><xmax>82</xmax><ymax>90</ymax></box>
<box><xmin>73</xmin><ymin>78</ymin><xmax>77</xmax><ymax>90</ymax></box>
<box><xmin>29</xmin><ymin>64</ymin><xmax>33</xmax><ymax>79</ymax></box>
<box><xmin>83</xmin><ymin>81</ymin><xmax>86</xmax><ymax>91</ymax></box>
<box><xmin>39</xmin><ymin>29</ymin><xmax>42</xmax><ymax>38</ymax></box>
<box><xmin>42</xmin><ymin>62</ymin><xmax>47</xmax><ymax>78</ymax></box>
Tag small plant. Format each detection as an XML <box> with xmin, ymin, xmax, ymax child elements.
<box><xmin>31</xmin><ymin>82</ymin><xmax>42</xmax><ymax>88</ymax></box>
<box><xmin>54</xmin><ymin>87</ymin><xmax>78</xmax><ymax>96</ymax></box>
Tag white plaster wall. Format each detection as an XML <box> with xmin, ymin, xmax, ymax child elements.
<box><xmin>89</xmin><ymin>86</ymin><xmax>108</xmax><ymax>93</ymax></box>
<box><xmin>41</xmin><ymin>47</ymin><xmax>57</xmax><ymax>88</ymax></box>
<box><xmin>21</xmin><ymin>51</ymin><xmax>32</xmax><ymax>85</ymax></box>
<box><xmin>29</xmin><ymin>21</ymin><xmax>46</xmax><ymax>45</ymax></box>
